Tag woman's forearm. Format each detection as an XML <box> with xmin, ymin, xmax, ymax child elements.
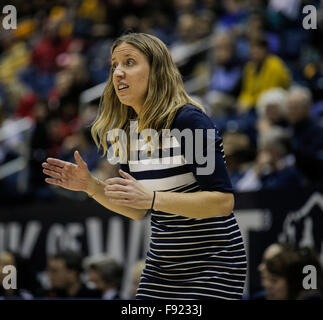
<box><xmin>153</xmin><ymin>191</ymin><xmax>234</xmax><ymax>218</ymax></box>
<box><xmin>86</xmin><ymin>175</ymin><xmax>147</xmax><ymax>220</ymax></box>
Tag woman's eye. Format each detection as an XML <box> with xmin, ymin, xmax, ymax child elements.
<box><xmin>111</xmin><ymin>59</ymin><xmax>134</xmax><ymax>70</ymax></box>
<box><xmin>126</xmin><ymin>59</ymin><xmax>134</xmax><ymax>66</ymax></box>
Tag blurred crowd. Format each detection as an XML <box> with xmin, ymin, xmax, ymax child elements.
<box><xmin>252</xmin><ymin>243</ymin><xmax>323</xmax><ymax>300</ymax></box>
<box><xmin>1</xmin><ymin>244</ymin><xmax>322</xmax><ymax>299</ymax></box>
<box><xmin>0</xmin><ymin>249</ymin><xmax>145</xmax><ymax>299</ymax></box>
<box><xmin>1</xmin><ymin>0</ymin><xmax>323</xmax><ymax>199</ymax></box>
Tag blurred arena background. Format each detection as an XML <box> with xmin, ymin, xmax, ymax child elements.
<box><xmin>0</xmin><ymin>0</ymin><xmax>323</xmax><ymax>300</ymax></box>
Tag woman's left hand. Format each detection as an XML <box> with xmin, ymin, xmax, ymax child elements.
<box><xmin>104</xmin><ymin>169</ymin><xmax>154</xmax><ymax>209</ymax></box>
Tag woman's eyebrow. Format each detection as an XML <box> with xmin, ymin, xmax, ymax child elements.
<box><xmin>111</xmin><ymin>53</ymin><xmax>136</xmax><ymax>61</ymax></box>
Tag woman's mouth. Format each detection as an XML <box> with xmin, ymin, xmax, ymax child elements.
<box><xmin>118</xmin><ymin>84</ymin><xmax>129</xmax><ymax>92</ymax></box>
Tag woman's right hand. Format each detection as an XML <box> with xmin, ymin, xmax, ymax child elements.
<box><xmin>42</xmin><ymin>150</ymin><xmax>93</xmax><ymax>194</ymax></box>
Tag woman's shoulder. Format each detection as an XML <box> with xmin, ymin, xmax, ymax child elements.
<box><xmin>175</xmin><ymin>103</ymin><xmax>204</xmax><ymax>116</ymax></box>
<box><xmin>171</xmin><ymin>103</ymin><xmax>215</xmax><ymax>130</ymax></box>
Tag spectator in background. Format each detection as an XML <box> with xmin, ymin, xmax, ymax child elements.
<box><xmin>210</xmin><ymin>34</ymin><xmax>290</xmax><ymax>142</ymax></box>
<box><xmin>210</xmin><ymin>31</ymin><xmax>242</xmax><ymax>96</ymax></box>
<box><xmin>237</xmin><ymin>34</ymin><xmax>291</xmax><ymax>111</ymax></box>
<box><xmin>172</xmin><ymin>0</ymin><xmax>197</xmax><ymax>18</ymax></box>
<box><xmin>258</xmin><ymin>242</ymin><xmax>287</xmax><ymax>274</ymax></box>
<box><xmin>256</xmin><ymin>87</ymin><xmax>289</xmax><ymax>136</ymax></box>
<box><xmin>31</xmin><ymin>14</ymin><xmax>72</xmax><ymax>74</ymax></box>
<box><xmin>84</xmin><ymin>255</ymin><xmax>123</xmax><ymax>300</ymax></box>
<box><xmin>235</xmin><ymin>127</ymin><xmax>304</xmax><ymax>191</ymax></box>
<box><xmin>215</xmin><ymin>0</ymin><xmax>248</xmax><ymax>32</ymax></box>
<box><xmin>0</xmin><ymin>29</ymin><xmax>31</xmax><ymax>111</ymax></box>
<box><xmin>285</xmin><ymin>86</ymin><xmax>323</xmax><ymax>184</ymax></box>
<box><xmin>266</xmin><ymin>0</ymin><xmax>309</xmax><ymax>67</ymax></box>
<box><xmin>21</xmin><ymin>12</ymin><xmax>74</xmax><ymax>98</ymax></box>
<box><xmin>262</xmin><ymin>245</ymin><xmax>323</xmax><ymax>300</ymax></box>
<box><xmin>75</xmin><ymin>0</ymin><xmax>107</xmax><ymax>38</ymax></box>
<box><xmin>170</xmin><ymin>13</ymin><xmax>198</xmax><ymax>75</ymax></box>
<box><xmin>222</xmin><ymin>131</ymin><xmax>256</xmax><ymax>189</ymax></box>
<box><xmin>195</xmin><ymin>10</ymin><xmax>214</xmax><ymax>40</ymax></box>
<box><xmin>28</xmin><ymin>100</ymin><xmax>52</xmax><ymax>197</ymax></box>
<box><xmin>48</xmin><ymin>51</ymin><xmax>88</xmax><ymax>110</ymax></box>
<box><xmin>170</xmin><ymin>12</ymin><xmax>211</xmax><ymax>80</ymax></box>
<box><xmin>45</xmin><ymin>250</ymin><xmax>100</xmax><ymax>299</ymax></box>
<box><xmin>251</xmin><ymin>242</ymin><xmax>287</xmax><ymax>299</ymax></box>
<box><xmin>244</xmin><ymin>10</ymin><xmax>280</xmax><ymax>55</ymax></box>
<box><xmin>206</xmin><ymin>31</ymin><xmax>243</xmax><ymax>118</ymax></box>
<box><xmin>0</xmin><ymin>250</ymin><xmax>36</xmax><ymax>299</ymax></box>
<box><xmin>224</xmin><ymin>8</ymin><xmax>281</xmax><ymax>62</ymax></box>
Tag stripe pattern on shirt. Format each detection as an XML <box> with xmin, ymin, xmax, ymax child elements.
<box><xmin>122</xmin><ymin>135</ymin><xmax>247</xmax><ymax>300</ymax></box>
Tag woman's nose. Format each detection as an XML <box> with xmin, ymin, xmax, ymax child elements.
<box><xmin>114</xmin><ymin>67</ymin><xmax>125</xmax><ymax>77</ymax></box>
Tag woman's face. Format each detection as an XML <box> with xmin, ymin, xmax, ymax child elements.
<box><xmin>261</xmin><ymin>268</ymin><xmax>289</xmax><ymax>300</ymax></box>
<box><xmin>250</xmin><ymin>44</ymin><xmax>267</xmax><ymax>64</ymax></box>
<box><xmin>112</xmin><ymin>42</ymin><xmax>150</xmax><ymax>114</ymax></box>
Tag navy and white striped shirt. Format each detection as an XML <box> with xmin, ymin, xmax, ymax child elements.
<box><xmin>121</xmin><ymin>104</ymin><xmax>247</xmax><ymax>300</ymax></box>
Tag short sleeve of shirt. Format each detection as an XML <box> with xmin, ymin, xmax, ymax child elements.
<box><xmin>120</xmin><ymin>162</ymin><xmax>130</xmax><ymax>173</ymax></box>
<box><xmin>171</xmin><ymin>104</ymin><xmax>233</xmax><ymax>193</ymax></box>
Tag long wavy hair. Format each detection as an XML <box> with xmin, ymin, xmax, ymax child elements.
<box><xmin>91</xmin><ymin>32</ymin><xmax>204</xmax><ymax>160</ymax></box>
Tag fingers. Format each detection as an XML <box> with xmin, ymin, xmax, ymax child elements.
<box><xmin>104</xmin><ymin>184</ymin><xmax>130</xmax><ymax>198</ymax></box>
<box><xmin>44</xmin><ymin>159</ymin><xmax>77</xmax><ymax>173</ymax></box>
<box><xmin>45</xmin><ymin>178</ymin><xmax>63</xmax><ymax>187</ymax></box>
<box><xmin>42</xmin><ymin>162</ymin><xmax>64</xmax><ymax>174</ymax></box>
<box><xmin>105</xmin><ymin>190</ymin><xmax>131</xmax><ymax>199</ymax></box>
<box><xmin>74</xmin><ymin>150</ymin><xmax>88</xmax><ymax>169</ymax></box>
<box><xmin>46</xmin><ymin>157</ymin><xmax>69</xmax><ymax>168</ymax></box>
<box><xmin>119</xmin><ymin>169</ymin><xmax>136</xmax><ymax>181</ymax></box>
<box><xmin>43</xmin><ymin>158</ymin><xmax>75</xmax><ymax>185</ymax></box>
<box><xmin>104</xmin><ymin>170</ymin><xmax>135</xmax><ymax>186</ymax></box>
<box><xmin>43</xmin><ymin>168</ymin><xmax>62</xmax><ymax>180</ymax></box>
<box><xmin>104</xmin><ymin>184</ymin><xmax>129</xmax><ymax>192</ymax></box>
<box><xmin>105</xmin><ymin>177</ymin><xmax>130</xmax><ymax>185</ymax></box>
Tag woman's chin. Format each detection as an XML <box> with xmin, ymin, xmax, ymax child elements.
<box><xmin>118</xmin><ymin>97</ymin><xmax>130</xmax><ymax>106</ymax></box>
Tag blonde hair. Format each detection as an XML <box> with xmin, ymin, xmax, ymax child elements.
<box><xmin>91</xmin><ymin>32</ymin><xmax>204</xmax><ymax>159</ymax></box>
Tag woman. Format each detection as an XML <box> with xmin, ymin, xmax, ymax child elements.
<box><xmin>42</xmin><ymin>32</ymin><xmax>247</xmax><ymax>300</ymax></box>
<box><xmin>262</xmin><ymin>245</ymin><xmax>323</xmax><ymax>300</ymax></box>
